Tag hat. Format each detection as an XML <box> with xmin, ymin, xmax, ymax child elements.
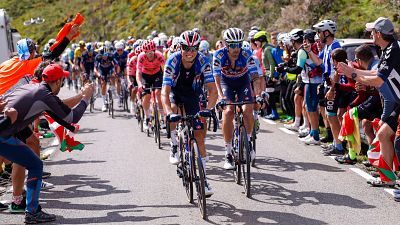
<box><xmin>365</xmin><ymin>17</ymin><xmax>395</xmax><ymax>35</ymax></box>
<box><xmin>42</xmin><ymin>64</ymin><xmax>69</xmax><ymax>82</ymax></box>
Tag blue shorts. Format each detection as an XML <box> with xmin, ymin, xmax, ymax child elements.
<box><xmin>305</xmin><ymin>83</ymin><xmax>319</xmax><ymax>112</ymax></box>
<box><xmin>170</xmin><ymin>92</ymin><xmax>204</xmax><ymax>130</ymax></box>
<box><xmin>221</xmin><ymin>81</ymin><xmax>253</xmax><ymax>103</ymax></box>
<box><xmin>99</xmin><ymin>67</ymin><xmax>114</xmax><ymax>83</ymax></box>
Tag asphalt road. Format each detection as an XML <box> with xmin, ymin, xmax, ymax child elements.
<box><xmin>1</xmin><ymin>87</ymin><xmax>399</xmax><ymax>225</ymax></box>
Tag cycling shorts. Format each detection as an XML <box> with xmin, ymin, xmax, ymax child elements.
<box><xmin>142</xmin><ymin>71</ymin><xmax>163</xmax><ymax>90</ymax></box>
<box><xmin>170</xmin><ymin>92</ymin><xmax>204</xmax><ymax>130</ymax></box>
<box><xmin>99</xmin><ymin>67</ymin><xmax>114</xmax><ymax>83</ymax></box>
<box><xmin>221</xmin><ymin>81</ymin><xmax>253</xmax><ymax>103</ymax></box>
<box><xmin>357</xmin><ymin>95</ymin><xmax>383</xmax><ymax>121</ymax></box>
<box><xmin>14</xmin><ymin>126</ymin><xmax>33</xmax><ymax>144</ymax></box>
<box><xmin>318</xmin><ymin>84</ymin><xmax>326</xmax><ymax>107</ymax></box>
<box><xmin>304</xmin><ymin>83</ymin><xmax>319</xmax><ymax>112</ymax></box>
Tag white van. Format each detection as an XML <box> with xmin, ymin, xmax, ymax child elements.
<box><xmin>0</xmin><ymin>9</ymin><xmax>21</xmax><ymax>64</ymax></box>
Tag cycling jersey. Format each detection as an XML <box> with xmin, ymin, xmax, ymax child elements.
<box><xmin>113</xmin><ymin>50</ymin><xmax>129</xmax><ymax>71</ymax></box>
<box><xmin>163</xmin><ymin>51</ymin><xmax>214</xmax><ymax>95</ymax></box>
<box><xmin>297</xmin><ymin>49</ymin><xmax>323</xmax><ymax>84</ymax></box>
<box><xmin>81</xmin><ymin>51</ymin><xmax>96</xmax><ymax>74</ymax></box>
<box><xmin>127</xmin><ymin>55</ymin><xmax>138</xmax><ymax>76</ymax></box>
<box><xmin>137</xmin><ymin>51</ymin><xmax>165</xmax><ymax>75</ymax></box>
<box><xmin>0</xmin><ymin>82</ymin><xmax>87</xmax><ymax>137</ymax></box>
<box><xmin>213</xmin><ymin>47</ymin><xmax>258</xmax><ymax>102</ymax></box>
<box><xmin>74</xmin><ymin>47</ymin><xmax>86</xmax><ymax>64</ymax></box>
<box><xmin>95</xmin><ymin>53</ymin><xmax>117</xmax><ymax>81</ymax></box>
<box><xmin>320</xmin><ymin>39</ymin><xmax>341</xmax><ymax>78</ymax></box>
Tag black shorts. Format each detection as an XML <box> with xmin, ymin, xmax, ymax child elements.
<box><xmin>357</xmin><ymin>95</ymin><xmax>383</xmax><ymax>121</ymax></box>
<box><xmin>142</xmin><ymin>71</ymin><xmax>163</xmax><ymax>89</ymax></box>
<box><xmin>128</xmin><ymin>76</ymin><xmax>138</xmax><ymax>88</ymax></box>
<box><xmin>14</xmin><ymin>126</ymin><xmax>33</xmax><ymax>144</ymax></box>
<box><xmin>318</xmin><ymin>84</ymin><xmax>326</xmax><ymax>107</ymax></box>
<box><xmin>382</xmin><ymin>104</ymin><xmax>400</xmax><ymax>132</ymax></box>
<box><xmin>325</xmin><ymin>88</ymin><xmax>356</xmax><ymax>116</ymax></box>
<box><xmin>99</xmin><ymin>67</ymin><xmax>114</xmax><ymax>83</ymax></box>
<box><xmin>170</xmin><ymin>92</ymin><xmax>204</xmax><ymax>130</ymax></box>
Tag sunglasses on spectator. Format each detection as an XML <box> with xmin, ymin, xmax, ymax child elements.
<box><xmin>227</xmin><ymin>42</ymin><xmax>242</xmax><ymax>49</ymax></box>
<box><xmin>181</xmin><ymin>45</ymin><xmax>199</xmax><ymax>52</ymax></box>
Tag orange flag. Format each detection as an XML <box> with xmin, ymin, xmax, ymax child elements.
<box><xmin>50</xmin><ymin>13</ymin><xmax>84</xmax><ymax>52</ymax></box>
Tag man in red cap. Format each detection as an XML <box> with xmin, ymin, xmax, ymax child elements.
<box><xmin>0</xmin><ymin>63</ymin><xmax>93</xmax><ymax>224</ymax></box>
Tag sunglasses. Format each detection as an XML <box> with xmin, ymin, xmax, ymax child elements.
<box><xmin>117</xmin><ymin>49</ymin><xmax>123</xmax><ymax>52</ymax></box>
<box><xmin>227</xmin><ymin>42</ymin><xmax>242</xmax><ymax>49</ymax></box>
<box><xmin>181</xmin><ymin>45</ymin><xmax>199</xmax><ymax>52</ymax></box>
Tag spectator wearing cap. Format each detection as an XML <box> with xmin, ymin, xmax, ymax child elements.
<box><xmin>0</xmin><ymin>63</ymin><xmax>93</xmax><ymax>223</ymax></box>
<box><xmin>338</xmin><ymin>17</ymin><xmax>400</xmax><ymax>187</ymax></box>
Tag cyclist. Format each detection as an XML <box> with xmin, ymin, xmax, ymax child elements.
<box><xmin>80</xmin><ymin>43</ymin><xmax>97</xmax><ymax>83</ymax></box>
<box><xmin>0</xmin><ymin>63</ymin><xmax>94</xmax><ymax>224</ymax></box>
<box><xmin>113</xmin><ymin>41</ymin><xmax>129</xmax><ymax>107</ymax></box>
<box><xmin>127</xmin><ymin>46</ymin><xmax>142</xmax><ymax>113</ymax></box>
<box><xmin>136</xmin><ymin>40</ymin><xmax>166</xmax><ymax>130</ymax></box>
<box><xmin>73</xmin><ymin>40</ymin><xmax>86</xmax><ymax>91</ymax></box>
<box><xmin>162</xmin><ymin>30</ymin><xmax>217</xmax><ymax>196</ymax></box>
<box><xmin>213</xmin><ymin>28</ymin><xmax>261</xmax><ymax>170</ymax></box>
<box><xmin>199</xmin><ymin>40</ymin><xmax>212</xmax><ymax>63</ymax></box>
<box><xmin>95</xmin><ymin>51</ymin><xmax>119</xmax><ymax>112</ymax></box>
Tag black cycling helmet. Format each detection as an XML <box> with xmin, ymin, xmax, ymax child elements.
<box><xmin>304</xmin><ymin>29</ymin><xmax>317</xmax><ymax>43</ymax></box>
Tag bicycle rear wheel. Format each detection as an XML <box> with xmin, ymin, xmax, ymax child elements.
<box><xmin>191</xmin><ymin>139</ymin><xmax>206</xmax><ymax>219</ymax></box>
<box><xmin>137</xmin><ymin>105</ymin><xmax>144</xmax><ymax>132</ymax></box>
<box><xmin>233</xmin><ymin>130</ymin><xmax>241</xmax><ymax>185</ymax></box>
<box><xmin>108</xmin><ymin>89</ymin><xmax>114</xmax><ymax>119</ymax></box>
<box><xmin>240</xmin><ymin>125</ymin><xmax>251</xmax><ymax>198</ymax></box>
<box><xmin>179</xmin><ymin>135</ymin><xmax>193</xmax><ymax>203</ymax></box>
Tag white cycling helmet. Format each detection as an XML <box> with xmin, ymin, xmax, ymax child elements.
<box><xmin>115</xmin><ymin>41</ymin><xmax>125</xmax><ymax>50</ymax></box>
<box><xmin>180</xmin><ymin>30</ymin><xmax>201</xmax><ymax>47</ymax></box>
<box><xmin>199</xmin><ymin>40</ymin><xmax>210</xmax><ymax>52</ymax></box>
<box><xmin>104</xmin><ymin>41</ymin><xmax>112</xmax><ymax>48</ymax></box>
<box><xmin>224</xmin><ymin>28</ymin><xmax>244</xmax><ymax>43</ymax></box>
<box><xmin>282</xmin><ymin>33</ymin><xmax>292</xmax><ymax>46</ymax></box>
<box><xmin>242</xmin><ymin>40</ymin><xmax>251</xmax><ymax>49</ymax></box>
<box><xmin>313</xmin><ymin>20</ymin><xmax>337</xmax><ymax>34</ymax></box>
<box><xmin>153</xmin><ymin>37</ymin><xmax>162</xmax><ymax>47</ymax></box>
<box><xmin>289</xmin><ymin>29</ymin><xmax>304</xmax><ymax>41</ymax></box>
<box><xmin>248</xmin><ymin>30</ymin><xmax>258</xmax><ymax>41</ymax></box>
<box><xmin>277</xmin><ymin>33</ymin><xmax>286</xmax><ymax>44</ymax></box>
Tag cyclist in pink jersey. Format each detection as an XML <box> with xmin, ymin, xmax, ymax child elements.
<box><xmin>127</xmin><ymin>46</ymin><xmax>141</xmax><ymax>113</ymax></box>
<box><xmin>136</xmin><ymin>40</ymin><xmax>166</xmax><ymax>130</ymax></box>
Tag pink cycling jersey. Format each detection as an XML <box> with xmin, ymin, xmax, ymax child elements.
<box><xmin>136</xmin><ymin>50</ymin><xmax>165</xmax><ymax>75</ymax></box>
<box><xmin>127</xmin><ymin>55</ymin><xmax>137</xmax><ymax>76</ymax></box>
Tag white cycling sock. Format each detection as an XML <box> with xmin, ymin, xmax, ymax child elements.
<box><xmin>225</xmin><ymin>142</ymin><xmax>232</xmax><ymax>155</ymax></box>
<box><xmin>295</xmin><ymin>117</ymin><xmax>301</xmax><ymax>127</ymax></box>
<box><xmin>170</xmin><ymin>130</ymin><xmax>178</xmax><ymax>147</ymax></box>
<box><xmin>303</xmin><ymin>116</ymin><xmax>309</xmax><ymax>128</ymax></box>
<box><xmin>102</xmin><ymin>95</ymin><xmax>107</xmax><ymax>104</ymax></box>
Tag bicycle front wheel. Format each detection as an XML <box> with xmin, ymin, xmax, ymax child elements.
<box><xmin>240</xmin><ymin>125</ymin><xmax>251</xmax><ymax>198</ymax></box>
<box><xmin>191</xmin><ymin>139</ymin><xmax>206</xmax><ymax>219</ymax></box>
<box><xmin>233</xmin><ymin>129</ymin><xmax>241</xmax><ymax>185</ymax></box>
<box><xmin>179</xmin><ymin>135</ymin><xmax>193</xmax><ymax>203</ymax></box>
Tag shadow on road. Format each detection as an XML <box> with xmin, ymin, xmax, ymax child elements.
<box><xmin>42</xmin><ymin>174</ymin><xmax>130</xmax><ymax>199</ymax></box>
<box><xmin>206</xmin><ymin>200</ymin><xmax>328</xmax><ymax>225</ymax></box>
<box><xmin>250</xmin><ymin>181</ymin><xmax>375</xmax><ymax>209</ymax></box>
<box><xmin>78</xmin><ymin>128</ymin><xmax>105</xmax><ymax>134</ymax></box>
<box><xmin>254</xmin><ymin>156</ymin><xmax>345</xmax><ymax>172</ymax></box>
<box><xmin>44</xmin><ymin>158</ymin><xmax>106</xmax><ymax>166</ymax></box>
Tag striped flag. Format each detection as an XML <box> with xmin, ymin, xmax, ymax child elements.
<box><xmin>44</xmin><ymin>114</ymin><xmax>84</xmax><ymax>152</ymax></box>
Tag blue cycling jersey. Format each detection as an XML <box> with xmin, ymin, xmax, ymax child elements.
<box><xmin>113</xmin><ymin>50</ymin><xmax>129</xmax><ymax>70</ymax></box>
<box><xmin>212</xmin><ymin>47</ymin><xmax>258</xmax><ymax>83</ymax></box>
<box><xmin>163</xmin><ymin>51</ymin><xmax>214</xmax><ymax>95</ymax></box>
<box><xmin>95</xmin><ymin>53</ymin><xmax>117</xmax><ymax>70</ymax></box>
<box><xmin>320</xmin><ymin>39</ymin><xmax>341</xmax><ymax>78</ymax></box>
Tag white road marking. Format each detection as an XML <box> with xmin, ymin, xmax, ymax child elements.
<box><xmin>384</xmin><ymin>188</ymin><xmax>395</xmax><ymax>196</ymax></box>
<box><xmin>349</xmin><ymin>168</ymin><xmax>374</xmax><ymax>181</ymax></box>
<box><xmin>262</xmin><ymin>118</ymin><xmax>276</xmax><ymax>125</ymax></box>
<box><xmin>278</xmin><ymin>127</ymin><xmax>296</xmax><ymax>135</ymax></box>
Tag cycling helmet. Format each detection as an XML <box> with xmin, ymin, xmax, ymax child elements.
<box><xmin>143</xmin><ymin>40</ymin><xmax>156</xmax><ymax>52</ymax></box>
<box><xmin>158</xmin><ymin>33</ymin><xmax>168</xmax><ymax>43</ymax></box>
<box><xmin>282</xmin><ymin>33</ymin><xmax>292</xmax><ymax>46</ymax></box>
<box><xmin>192</xmin><ymin>27</ymin><xmax>201</xmax><ymax>34</ymax></box>
<box><xmin>250</xmin><ymin>26</ymin><xmax>261</xmax><ymax>31</ymax></box>
<box><xmin>86</xmin><ymin>43</ymin><xmax>93</xmax><ymax>52</ymax></box>
<box><xmin>71</xmin><ymin>43</ymin><xmax>77</xmax><ymax>50</ymax></box>
<box><xmin>104</xmin><ymin>41</ymin><xmax>112</xmax><ymax>48</ymax></box>
<box><xmin>277</xmin><ymin>33</ymin><xmax>286</xmax><ymax>44</ymax></box>
<box><xmin>153</xmin><ymin>37</ymin><xmax>162</xmax><ymax>47</ymax></box>
<box><xmin>134</xmin><ymin>45</ymin><xmax>142</xmax><ymax>55</ymax></box>
<box><xmin>242</xmin><ymin>41</ymin><xmax>251</xmax><ymax>49</ymax></box>
<box><xmin>313</xmin><ymin>20</ymin><xmax>337</xmax><ymax>34</ymax></box>
<box><xmin>289</xmin><ymin>28</ymin><xmax>304</xmax><ymax>41</ymax></box>
<box><xmin>304</xmin><ymin>29</ymin><xmax>317</xmax><ymax>43</ymax></box>
<box><xmin>115</xmin><ymin>41</ymin><xmax>125</xmax><ymax>50</ymax></box>
<box><xmin>223</xmin><ymin>28</ymin><xmax>244</xmax><ymax>43</ymax></box>
<box><xmin>199</xmin><ymin>40</ymin><xmax>210</xmax><ymax>52</ymax></box>
<box><xmin>248</xmin><ymin>30</ymin><xmax>258</xmax><ymax>40</ymax></box>
<box><xmin>254</xmin><ymin>31</ymin><xmax>268</xmax><ymax>43</ymax></box>
<box><xmin>48</xmin><ymin>38</ymin><xmax>56</xmax><ymax>46</ymax></box>
<box><xmin>79</xmin><ymin>40</ymin><xmax>85</xmax><ymax>47</ymax></box>
<box><xmin>180</xmin><ymin>30</ymin><xmax>201</xmax><ymax>47</ymax></box>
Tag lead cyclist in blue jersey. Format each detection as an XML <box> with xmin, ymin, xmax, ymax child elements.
<box><xmin>214</xmin><ymin>28</ymin><xmax>262</xmax><ymax>170</ymax></box>
<box><xmin>162</xmin><ymin>30</ymin><xmax>218</xmax><ymax>196</ymax></box>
